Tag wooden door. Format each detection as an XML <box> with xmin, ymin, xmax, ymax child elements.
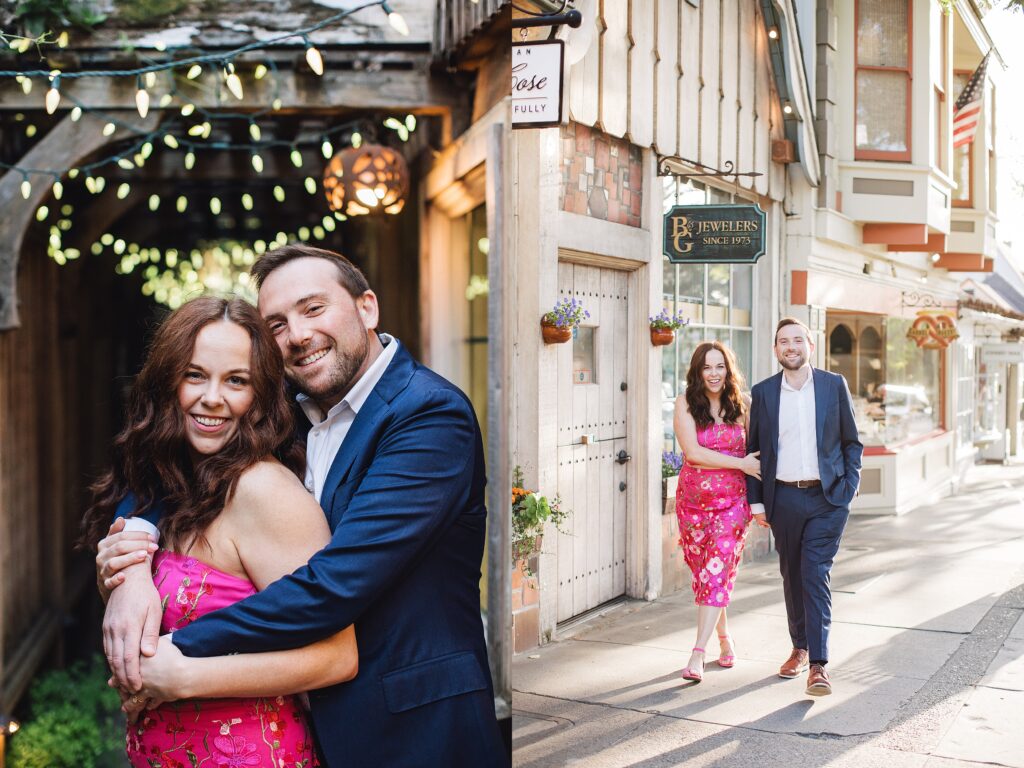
<box><xmin>555</xmin><ymin>262</ymin><xmax>630</xmax><ymax>622</ymax></box>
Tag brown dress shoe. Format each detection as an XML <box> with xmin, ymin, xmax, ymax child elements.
<box><xmin>778</xmin><ymin>648</ymin><xmax>809</xmax><ymax>678</ymax></box>
<box><xmin>806</xmin><ymin>664</ymin><xmax>832</xmax><ymax>696</ymax></box>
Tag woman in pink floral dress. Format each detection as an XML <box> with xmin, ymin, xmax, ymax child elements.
<box><xmin>673</xmin><ymin>341</ymin><xmax>761</xmax><ymax>683</ymax></box>
<box><xmin>83</xmin><ymin>297</ymin><xmax>358</xmax><ymax>767</ymax></box>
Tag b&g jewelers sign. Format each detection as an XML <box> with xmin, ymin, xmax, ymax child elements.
<box><xmin>512</xmin><ymin>40</ymin><xmax>564</xmax><ymax>129</ymax></box>
<box><xmin>663</xmin><ymin>204</ymin><xmax>767</xmax><ymax>264</ymax></box>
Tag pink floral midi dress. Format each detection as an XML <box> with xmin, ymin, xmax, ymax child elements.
<box><xmin>675</xmin><ymin>421</ymin><xmax>753</xmax><ymax>608</ymax></box>
<box><xmin>125</xmin><ymin>550</ymin><xmax>320</xmax><ymax>768</ymax></box>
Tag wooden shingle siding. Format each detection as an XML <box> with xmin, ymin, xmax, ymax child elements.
<box><xmin>565</xmin><ymin>0</ymin><xmax>788</xmax><ymax>203</ymax></box>
<box><xmin>435</xmin><ymin>0</ymin><xmax>508</xmax><ymax>59</ymax></box>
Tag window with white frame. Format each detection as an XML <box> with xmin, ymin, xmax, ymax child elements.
<box><xmin>855</xmin><ymin>0</ymin><xmax>912</xmax><ymax>161</ymax></box>
<box><xmin>956</xmin><ymin>343</ymin><xmax>975</xmax><ymax>448</ymax></box>
<box><xmin>661</xmin><ymin>177</ymin><xmax>756</xmax><ymax>450</ymax></box>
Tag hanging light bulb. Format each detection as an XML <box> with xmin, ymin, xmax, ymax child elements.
<box><xmin>351</xmin><ymin>131</ymin><xmax>362</xmax><ymax>148</ymax></box>
<box><xmin>176</xmin><ymin>195</ymin><xmax>188</xmax><ymax>213</ymax></box>
<box><xmin>254</xmin><ymin>63</ymin><xmax>268</xmax><ymax>80</ymax></box>
<box><xmin>272</xmin><ymin>98</ymin><xmax>282</xmax><ymax>111</ymax></box>
<box><xmin>382</xmin><ymin>2</ymin><xmax>410</xmax><ymax>36</ymax></box>
<box><xmin>159</xmin><ymin>93</ymin><xmax>173</xmax><ymax>108</ymax></box>
<box><xmin>70</xmin><ymin>106</ymin><xmax>82</xmax><ymax>121</ymax></box>
<box><xmin>185</xmin><ymin>151</ymin><xmax>196</xmax><ymax>170</ymax></box>
<box><xmin>210</xmin><ymin>197</ymin><xmax>222</xmax><ymax>215</ymax></box>
<box><xmin>35</xmin><ymin>205</ymin><xmax>49</xmax><ymax>221</ymax></box>
<box><xmin>52</xmin><ymin>180</ymin><xmax>63</xmax><ymax>199</ymax></box>
<box><xmin>67</xmin><ymin>168</ymin><xmax>79</xmax><ymax>179</ymax></box>
<box><xmin>18</xmin><ymin>75</ymin><xmax>32</xmax><ymax>95</ymax></box>
<box><xmin>241</xmin><ymin>193</ymin><xmax>254</xmax><ymax>211</ymax></box>
<box><xmin>145</xmin><ymin>71</ymin><xmax>157</xmax><ymax>89</ymax></box>
<box><xmin>273</xmin><ymin>185</ymin><xmax>285</xmax><ymax>202</ymax></box>
<box><xmin>290</xmin><ymin>147</ymin><xmax>303</xmax><ymax>168</ymax></box>
<box><xmin>249</xmin><ymin>122</ymin><xmax>261</xmax><ymax>141</ymax></box>
<box><xmin>103</xmin><ymin>122</ymin><xmax>116</xmax><ymax>136</ymax></box>
<box><xmin>149</xmin><ymin>194</ymin><xmax>160</xmax><ymax>211</ymax></box>
<box><xmin>181</xmin><ymin>103</ymin><xmax>196</xmax><ymax>117</ymax></box>
<box><xmin>186</xmin><ymin>64</ymin><xmax>202</xmax><ymax>80</ymax></box>
<box><xmin>163</xmin><ymin>134</ymin><xmax>179</xmax><ymax>149</ymax></box>
<box><xmin>117</xmin><ymin>157</ymin><xmax>135</xmax><ymax>170</ymax></box>
<box><xmin>135</xmin><ymin>76</ymin><xmax>150</xmax><ymax>118</ymax></box>
<box><xmin>322</xmin><ymin>138</ymin><xmax>333</xmax><ymax>159</ymax></box>
<box><xmin>224</xmin><ymin>62</ymin><xmax>244</xmax><ymax>99</ymax></box>
<box><xmin>25</xmin><ymin>124</ymin><xmax>37</xmax><ymax>138</ymax></box>
<box><xmin>20</xmin><ymin>177</ymin><xmax>31</xmax><ymax>200</ymax></box>
<box><xmin>304</xmin><ymin>176</ymin><xmax>317</xmax><ymax>195</ymax></box>
<box><xmin>141</xmin><ymin>141</ymin><xmax>153</xmax><ymax>159</ymax></box>
<box><xmin>251</xmin><ymin>153</ymin><xmax>264</xmax><ymax>173</ymax></box>
<box><xmin>45</xmin><ymin>76</ymin><xmax>60</xmax><ymax>114</ymax></box>
<box><xmin>57</xmin><ymin>30</ymin><xmax>69</xmax><ymax>48</ymax></box>
<box><xmin>117</xmin><ymin>182</ymin><xmax>131</xmax><ymax>199</ymax></box>
<box><xmin>304</xmin><ymin>38</ymin><xmax>324</xmax><ymax>76</ymax></box>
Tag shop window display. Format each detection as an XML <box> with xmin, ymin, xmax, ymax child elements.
<box><xmin>826</xmin><ymin>313</ymin><xmax>942</xmax><ymax>447</ymax></box>
<box><xmin>661</xmin><ymin>177</ymin><xmax>756</xmax><ymax>450</ymax></box>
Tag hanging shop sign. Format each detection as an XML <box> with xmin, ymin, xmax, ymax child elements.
<box><xmin>906</xmin><ymin>311</ymin><xmax>959</xmax><ymax>349</ymax></box>
<box><xmin>981</xmin><ymin>343</ymin><xmax>1024</xmax><ymax>365</ymax></box>
<box><xmin>512</xmin><ymin>40</ymin><xmax>564</xmax><ymax>129</ymax></box>
<box><xmin>663</xmin><ymin>204</ymin><xmax>767</xmax><ymax>264</ymax></box>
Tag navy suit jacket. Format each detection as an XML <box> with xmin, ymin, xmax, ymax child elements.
<box><xmin>745</xmin><ymin>368</ymin><xmax>864</xmax><ymax>521</ymax></box>
<box><xmin>122</xmin><ymin>343</ymin><xmax>507</xmax><ymax>767</ymax></box>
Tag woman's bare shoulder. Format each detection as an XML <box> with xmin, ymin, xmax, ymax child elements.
<box><xmin>230</xmin><ymin>460</ymin><xmax>312</xmax><ymax>518</ymax></box>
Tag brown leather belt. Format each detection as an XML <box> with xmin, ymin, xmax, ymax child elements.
<box><xmin>776</xmin><ymin>479</ymin><xmax>821</xmax><ymax>488</ymax></box>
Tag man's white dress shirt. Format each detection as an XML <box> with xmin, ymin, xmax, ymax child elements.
<box><xmin>124</xmin><ymin>335</ymin><xmax>398</xmax><ymax>537</ymax></box>
<box><xmin>298</xmin><ymin>335</ymin><xmax>397</xmax><ymax>503</ymax></box>
<box><xmin>750</xmin><ymin>366</ymin><xmax>819</xmax><ymax>518</ymax></box>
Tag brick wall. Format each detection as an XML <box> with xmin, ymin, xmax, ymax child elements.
<box><xmin>559</xmin><ymin>122</ymin><xmax>643</xmax><ymax>227</ymax></box>
<box><xmin>512</xmin><ymin>555</ymin><xmax>540</xmax><ymax>653</ymax></box>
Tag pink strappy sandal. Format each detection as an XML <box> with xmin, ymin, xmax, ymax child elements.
<box><xmin>717</xmin><ymin>634</ymin><xmax>736</xmax><ymax>668</ymax></box>
<box><xmin>681</xmin><ymin>647</ymin><xmax>705</xmax><ymax>682</ymax></box>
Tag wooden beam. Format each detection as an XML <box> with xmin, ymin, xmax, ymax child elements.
<box><xmin>935</xmin><ymin>252</ymin><xmax>987</xmax><ymax>271</ymax></box>
<box><xmin>0</xmin><ymin>112</ymin><xmax>157</xmax><ymax>330</ymax></box>
<box><xmin>862</xmin><ymin>223</ymin><xmax>928</xmax><ymax>246</ymax></box>
<box><xmin>887</xmin><ymin>233</ymin><xmax>948</xmax><ymax>253</ymax></box>
<box><xmin>0</xmin><ymin>67</ymin><xmax>466</xmax><ymax>114</ymax></box>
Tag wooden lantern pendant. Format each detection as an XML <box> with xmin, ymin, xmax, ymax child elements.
<box><xmin>323</xmin><ymin>144</ymin><xmax>409</xmax><ymax>216</ymax></box>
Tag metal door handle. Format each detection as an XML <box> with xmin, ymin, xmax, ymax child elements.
<box><xmin>616</xmin><ymin>450</ymin><xmax>631</xmax><ymax>464</ymax></box>
<box><xmin>619</xmin><ymin>482</ymin><xmax>627</xmax><ymax>492</ymax></box>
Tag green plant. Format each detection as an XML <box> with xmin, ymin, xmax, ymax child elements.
<box><xmin>7</xmin><ymin>655</ymin><xmax>125</xmax><ymax>768</ymax></box>
<box><xmin>12</xmin><ymin>0</ymin><xmax>106</xmax><ymax>38</ymax></box>
<box><xmin>512</xmin><ymin>466</ymin><xmax>568</xmax><ymax>571</ymax></box>
<box><xmin>649</xmin><ymin>308</ymin><xmax>690</xmax><ymax>331</ymax></box>
<box><xmin>542</xmin><ymin>297</ymin><xmax>589</xmax><ymax>330</ymax></box>
<box><xmin>114</xmin><ymin>0</ymin><xmax>189</xmax><ymax>24</ymax></box>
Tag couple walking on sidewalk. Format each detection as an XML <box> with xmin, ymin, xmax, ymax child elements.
<box><xmin>673</xmin><ymin>318</ymin><xmax>864</xmax><ymax>696</ymax></box>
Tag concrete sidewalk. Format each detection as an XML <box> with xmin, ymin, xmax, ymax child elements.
<box><xmin>512</xmin><ymin>462</ymin><xmax>1024</xmax><ymax>768</ymax></box>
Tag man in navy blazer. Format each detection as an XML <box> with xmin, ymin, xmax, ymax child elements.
<box><xmin>99</xmin><ymin>246</ymin><xmax>508</xmax><ymax>767</ymax></box>
<box><xmin>746</xmin><ymin>317</ymin><xmax>863</xmax><ymax>696</ymax></box>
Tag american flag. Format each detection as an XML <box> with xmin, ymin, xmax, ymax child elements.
<box><xmin>953</xmin><ymin>53</ymin><xmax>990</xmax><ymax>149</ymax></box>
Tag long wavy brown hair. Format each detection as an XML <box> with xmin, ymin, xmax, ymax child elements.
<box><xmin>81</xmin><ymin>296</ymin><xmax>304</xmax><ymax>552</ymax></box>
<box><xmin>684</xmin><ymin>341</ymin><xmax>747</xmax><ymax>429</ymax></box>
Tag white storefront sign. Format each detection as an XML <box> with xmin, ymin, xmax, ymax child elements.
<box><xmin>981</xmin><ymin>343</ymin><xmax>1024</xmax><ymax>365</ymax></box>
<box><xmin>512</xmin><ymin>41</ymin><xmax>564</xmax><ymax>129</ymax></box>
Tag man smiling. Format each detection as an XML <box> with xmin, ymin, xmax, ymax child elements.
<box><xmin>98</xmin><ymin>245</ymin><xmax>509</xmax><ymax>767</ymax></box>
<box><xmin>746</xmin><ymin>317</ymin><xmax>863</xmax><ymax>697</ymax></box>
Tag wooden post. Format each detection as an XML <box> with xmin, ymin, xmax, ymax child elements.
<box><xmin>0</xmin><ymin>111</ymin><xmax>157</xmax><ymax>330</ymax></box>
<box><xmin>485</xmin><ymin>121</ymin><xmax>511</xmax><ymax>727</ymax></box>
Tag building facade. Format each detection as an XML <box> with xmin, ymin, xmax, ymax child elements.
<box><xmin>508</xmin><ymin>0</ymin><xmax>818</xmax><ymax>651</ymax></box>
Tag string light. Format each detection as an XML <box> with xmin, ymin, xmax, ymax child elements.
<box><xmin>249</xmin><ymin>122</ymin><xmax>261</xmax><ymax>141</ymax></box>
<box><xmin>321</xmin><ymin>138</ymin><xmax>333</xmax><ymax>159</ymax></box>
<box><xmin>45</xmin><ymin>75</ymin><xmax>60</xmax><ymax>114</ymax></box>
<box><xmin>186</xmin><ymin>64</ymin><xmax>202</xmax><ymax>80</ymax></box>
<box><xmin>20</xmin><ymin>177</ymin><xmax>31</xmax><ymax>199</ymax></box>
<box><xmin>135</xmin><ymin>76</ymin><xmax>150</xmax><ymax>118</ymax></box>
<box><xmin>290</xmin><ymin>148</ymin><xmax>303</xmax><ymax>168</ymax></box>
<box><xmin>117</xmin><ymin>182</ymin><xmax>131</xmax><ymax>199</ymax></box>
<box><xmin>224</xmin><ymin>63</ymin><xmax>244</xmax><ymax>100</ymax></box>
<box><xmin>251</xmin><ymin>153</ymin><xmax>264</xmax><ymax>173</ymax></box>
<box><xmin>149</xmin><ymin>194</ymin><xmax>160</xmax><ymax>211</ymax></box>
<box><xmin>254</xmin><ymin>64</ymin><xmax>268</xmax><ymax>80</ymax></box>
<box><xmin>381</xmin><ymin>2</ymin><xmax>410</xmax><ymax>36</ymax></box>
<box><xmin>70</xmin><ymin>106</ymin><xmax>81</xmax><ymax>121</ymax></box>
<box><xmin>304</xmin><ymin>38</ymin><xmax>325</xmax><ymax>76</ymax></box>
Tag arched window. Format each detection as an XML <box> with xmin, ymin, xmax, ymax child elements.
<box><xmin>829</xmin><ymin>324</ymin><xmax>856</xmax><ymax>391</ymax></box>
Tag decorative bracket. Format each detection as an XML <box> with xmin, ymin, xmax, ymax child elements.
<box><xmin>900</xmin><ymin>291</ymin><xmax>954</xmax><ymax>310</ymax></box>
<box><xmin>511</xmin><ymin>9</ymin><xmax>583</xmax><ymax>30</ymax></box>
<box><xmin>657</xmin><ymin>156</ymin><xmax>763</xmax><ymax>186</ymax></box>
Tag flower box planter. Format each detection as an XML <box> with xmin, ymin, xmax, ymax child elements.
<box><xmin>541</xmin><ymin>320</ymin><xmax>572</xmax><ymax>344</ymax></box>
<box><xmin>650</xmin><ymin>327</ymin><xmax>675</xmax><ymax>346</ymax></box>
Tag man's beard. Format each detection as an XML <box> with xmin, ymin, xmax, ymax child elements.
<box><xmin>291</xmin><ymin>330</ymin><xmax>370</xmax><ymax>404</ymax></box>
<box><xmin>778</xmin><ymin>352</ymin><xmax>806</xmax><ymax>371</ymax></box>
